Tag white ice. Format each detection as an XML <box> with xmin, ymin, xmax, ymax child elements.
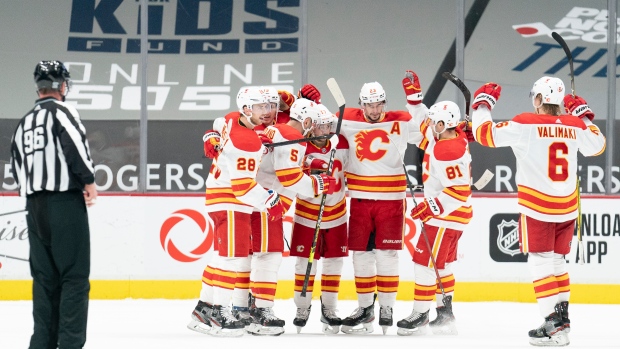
<box><xmin>1</xmin><ymin>299</ymin><xmax>619</xmax><ymax>348</ymax></box>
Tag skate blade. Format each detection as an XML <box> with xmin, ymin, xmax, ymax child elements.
<box><xmin>321</xmin><ymin>323</ymin><xmax>340</xmax><ymax>335</ymax></box>
<box><xmin>296</xmin><ymin>326</ymin><xmax>303</xmax><ymax>334</ymax></box>
<box><xmin>430</xmin><ymin>322</ymin><xmax>458</xmax><ymax>335</ymax></box>
<box><xmin>529</xmin><ymin>332</ymin><xmax>570</xmax><ymax>347</ymax></box>
<box><xmin>396</xmin><ymin>325</ymin><xmax>428</xmax><ymax>336</ymax></box>
<box><xmin>381</xmin><ymin>325</ymin><xmax>389</xmax><ymax>335</ymax></box>
<box><xmin>187</xmin><ymin>320</ymin><xmax>212</xmax><ymax>335</ymax></box>
<box><xmin>247</xmin><ymin>323</ymin><xmax>285</xmax><ymax>336</ymax></box>
<box><xmin>207</xmin><ymin>327</ymin><xmax>245</xmax><ymax>337</ymax></box>
<box><xmin>341</xmin><ymin>322</ymin><xmax>374</xmax><ymax>335</ymax></box>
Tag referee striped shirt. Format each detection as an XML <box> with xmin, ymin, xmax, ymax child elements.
<box><xmin>10</xmin><ymin>97</ymin><xmax>95</xmax><ymax>197</ymax></box>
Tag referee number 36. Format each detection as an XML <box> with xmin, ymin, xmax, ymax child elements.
<box><xmin>23</xmin><ymin>126</ymin><xmax>46</xmax><ymax>154</ymax></box>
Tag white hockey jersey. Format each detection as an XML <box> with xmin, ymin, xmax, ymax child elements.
<box><xmin>256</xmin><ymin>123</ymin><xmax>317</xmax><ymax>201</ymax></box>
<box><xmin>204</xmin><ymin>112</ymin><xmax>272</xmax><ymax>213</ymax></box>
<box><xmin>473</xmin><ymin>108</ymin><xmax>606</xmax><ymax>222</ymax></box>
<box><xmin>337</xmin><ymin>107</ymin><xmax>424</xmax><ymax>200</ymax></box>
<box><xmin>293</xmin><ymin>134</ymin><xmax>350</xmax><ymax>229</ymax></box>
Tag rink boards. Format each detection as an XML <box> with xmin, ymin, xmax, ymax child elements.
<box><xmin>1</xmin><ymin>194</ymin><xmax>619</xmax><ymax>303</ymax></box>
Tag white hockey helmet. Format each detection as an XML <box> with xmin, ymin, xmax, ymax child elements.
<box><xmin>314</xmin><ymin>104</ymin><xmax>334</xmax><ymax>131</ymax></box>
<box><xmin>237</xmin><ymin>87</ymin><xmax>269</xmax><ymax>112</ymax></box>
<box><xmin>359</xmin><ymin>82</ymin><xmax>386</xmax><ymax>105</ymax></box>
<box><xmin>290</xmin><ymin>98</ymin><xmax>322</xmax><ymax>136</ymax></box>
<box><xmin>530</xmin><ymin>76</ymin><xmax>565</xmax><ymax>107</ymax></box>
<box><xmin>428</xmin><ymin>101</ymin><xmax>461</xmax><ymax>130</ymax></box>
<box><xmin>259</xmin><ymin>86</ymin><xmax>280</xmax><ymax>106</ymax></box>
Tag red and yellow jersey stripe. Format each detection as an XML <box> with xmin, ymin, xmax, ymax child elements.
<box><xmin>345</xmin><ymin>173</ymin><xmax>407</xmax><ymax>193</ymax></box>
<box><xmin>517</xmin><ymin>185</ymin><xmax>578</xmax><ymax>216</ymax></box>
<box><xmin>294</xmin><ymin>197</ymin><xmax>347</xmax><ymax>222</ymax></box>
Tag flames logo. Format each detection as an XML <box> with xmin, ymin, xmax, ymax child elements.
<box><xmin>354</xmin><ymin>129</ymin><xmax>390</xmax><ymax>161</ymax></box>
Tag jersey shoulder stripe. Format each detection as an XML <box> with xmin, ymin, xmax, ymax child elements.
<box><xmin>228</xmin><ymin>115</ymin><xmax>262</xmax><ymax>152</ymax></box>
<box><xmin>383</xmin><ymin>110</ymin><xmax>412</xmax><ymax>122</ymax></box>
<box><xmin>433</xmin><ymin>135</ymin><xmax>467</xmax><ymax>161</ymax></box>
<box><xmin>272</xmin><ymin>123</ymin><xmax>304</xmax><ymax>142</ymax></box>
<box><xmin>512</xmin><ymin>113</ymin><xmax>587</xmax><ymax>129</ymax></box>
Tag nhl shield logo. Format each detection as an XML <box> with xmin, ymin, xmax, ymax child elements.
<box><xmin>497</xmin><ymin>219</ymin><xmax>520</xmax><ymax>256</ymax></box>
<box><xmin>489</xmin><ymin>214</ymin><xmax>527</xmax><ymax>262</ymax></box>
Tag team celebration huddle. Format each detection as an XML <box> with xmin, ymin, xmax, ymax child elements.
<box><xmin>186</xmin><ymin>69</ymin><xmax>605</xmax><ymax>346</ymax></box>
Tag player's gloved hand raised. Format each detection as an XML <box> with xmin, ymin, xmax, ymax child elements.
<box><xmin>258</xmin><ymin>133</ymin><xmax>273</xmax><ymax>154</ymax></box>
<box><xmin>203</xmin><ymin>130</ymin><xmax>221</xmax><ymax>159</ymax></box>
<box><xmin>457</xmin><ymin>121</ymin><xmax>475</xmax><ymax>143</ymax></box>
<box><xmin>410</xmin><ymin>197</ymin><xmax>443</xmax><ymax>222</ymax></box>
<box><xmin>563</xmin><ymin>94</ymin><xmax>594</xmax><ymax>121</ymax></box>
<box><xmin>298</xmin><ymin>84</ymin><xmax>321</xmax><ymax>103</ymax></box>
<box><xmin>402</xmin><ymin>70</ymin><xmax>423</xmax><ymax>105</ymax></box>
<box><xmin>278</xmin><ymin>90</ymin><xmax>295</xmax><ymax>111</ymax></box>
<box><xmin>302</xmin><ymin>154</ymin><xmax>329</xmax><ymax>175</ymax></box>
<box><xmin>472</xmin><ymin>83</ymin><xmax>501</xmax><ymax>110</ymax></box>
<box><xmin>264</xmin><ymin>190</ymin><xmax>285</xmax><ymax>222</ymax></box>
<box><xmin>310</xmin><ymin>173</ymin><xmax>336</xmax><ymax>196</ymax></box>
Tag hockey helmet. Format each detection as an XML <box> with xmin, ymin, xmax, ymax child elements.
<box><xmin>530</xmin><ymin>76</ymin><xmax>565</xmax><ymax>107</ymax></box>
<box><xmin>428</xmin><ymin>101</ymin><xmax>461</xmax><ymax>130</ymax></box>
<box><xmin>314</xmin><ymin>104</ymin><xmax>334</xmax><ymax>132</ymax></box>
<box><xmin>290</xmin><ymin>98</ymin><xmax>322</xmax><ymax>136</ymax></box>
<box><xmin>359</xmin><ymin>82</ymin><xmax>386</xmax><ymax>105</ymax></box>
<box><xmin>259</xmin><ymin>86</ymin><xmax>280</xmax><ymax>107</ymax></box>
<box><xmin>237</xmin><ymin>87</ymin><xmax>270</xmax><ymax>116</ymax></box>
<box><xmin>34</xmin><ymin>60</ymin><xmax>71</xmax><ymax>92</ymax></box>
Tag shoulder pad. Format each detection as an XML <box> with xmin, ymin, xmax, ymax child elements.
<box><xmin>434</xmin><ymin>137</ymin><xmax>467</xmax><ymax>161</ymax></box>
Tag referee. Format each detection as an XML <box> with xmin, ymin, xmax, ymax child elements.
<box><xmin>10</xmin><ymin>60</ymin><xmax>97</xmax><ymax>349</ymax></box>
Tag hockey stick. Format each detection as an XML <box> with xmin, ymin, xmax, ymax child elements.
<box><xmin>576</xmin><ymin>178</ymin><xmax>585</xmax><ymax>265</ymax></box>
<box><xmin>386</xmin><ymin>136</ymin><xmax>452</xmax><ymax>310</ymax></box>
<box><xmin>551</xmin><ymin>32</ymin><xmax>575</xmax><ymax>97</ymax></box>
<box><xmin>0</xmin><ymin>209</ymin><xmax>27</xmax><ymax>217</ymax></box>
<box><xmin>553</xmin><ymin>31</ymin><xmax>584</xmax><ymax>264</ymax></box>
<box><xmin>300</xmin><ymin>78</ymin><xmax>345</xmax><ymax>297</ymax></box>
<box><xmin>0</xmin><ymin>254</ymin><xmax>29</xmax><ymax>262</ymax></box>
<box><xmin>441</xmin><ymin>72</ymin><xmax>494</xmax><ymax>190</ymax></box>
<box><xmin>266</xmin><ymin>134</ymin><xmax>331</xmax><ymax>148</ymax></box>
<box><xmin>442</xmin><ymin>71</ymin><xmax>471</xmax><ymax>119</ymax></box>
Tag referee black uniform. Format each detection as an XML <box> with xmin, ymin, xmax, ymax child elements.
<box><xmin>10</xmin><ymin>61</ymin><xmax>96</xmax><ymax>349</ymax></box>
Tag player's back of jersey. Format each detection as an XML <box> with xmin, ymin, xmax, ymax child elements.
<box><xmin>510</xmin><ymin>113</ymin><xmax>603</xmax><ymax>222</ymax></box>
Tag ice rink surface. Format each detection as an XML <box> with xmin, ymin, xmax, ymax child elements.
<box><xmin>1</xmin><ymin>299</ymin><xmax>618</xmax><ymax>348</ymax></box>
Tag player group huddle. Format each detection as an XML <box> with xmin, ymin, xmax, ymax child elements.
<box><xmin>186</xmin><ymin>70</ymin><xmax>605</xmax><ymax>347</ymax></box>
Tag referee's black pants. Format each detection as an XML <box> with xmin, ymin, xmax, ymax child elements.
<box><xmin>26</xmin><ymin>190</ymin><xmax>90</xmax><ymax>349</ymax></box>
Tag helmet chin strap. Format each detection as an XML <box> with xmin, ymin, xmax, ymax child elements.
<box><xmin>432</xmin><ymin>123</ymin><xmax>446</xmax><ymax>136</ymax></box>
<box><xmin>242</xmin><ymin>112</ymin><xmax>258</xmax><ymax>127</ymax></box>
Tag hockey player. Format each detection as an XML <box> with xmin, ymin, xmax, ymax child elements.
<box><xmin>396</xmin><ymin>100</ymin><xmax>473</xmax><ymax>336</ymax></box>
<box><xmin>290</xmin><ymin>104</ymin><xmax>349</xmax><ymax>334</ymax></box>
<box><xmin>471</xmin><ymin>77</ymin><xmax>605</xmax><ymax>346</ymax></box>
<box><xmin>336</xmin><ymin>73</ymin><xmax>425</xmax><ymax>334</ymax></box>
<box><xmin>187</xmin><ymin>88</ymin><xmax>285</xmax><ymax>337</ymax></box>
<box><xmin>247</xmin><ymin>97</ymin><xmax>337</xmax><ymax>336</ymax></box>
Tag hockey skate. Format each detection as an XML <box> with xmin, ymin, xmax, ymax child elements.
<box><xmin>232</xmin><ymin>306</ymin><xmax>253</xmax><ymax>328</ymax></box>
<box><xmin>208</xmin><ymin>305</ymin><xmax>245</xmax><ymax>337</ymax></box>
<box><xmin>555</xmin><ymin>301</ymin><xmax>570</xmax><ymax>334</ymax></box>
<box><xmin>429</xmin><ymin>306</ymin><xmax>458</xmax><ymax>335</ymax></box>
<box><xmin>396</xmin><ymin>309</ymin><xmax>429</xmax><ymax>336</ymax></box>
<box><xmin>187</xmin><ymin>300</ymin><xmax>213</xmax><ymax>335</ymax></box>
<box><xmin>293</xmin><ymin>305</ymin><xmax>311</xmax><ymax>333</ymax></box>
<box><xmin>528</xmin><ymin>312</ymin><xmax>569</xmax><ymax>347</ymax></box>
<box><xmin>340</xmin><ymin>294</ymin><xmax>376</xmax><ymax>334</ymax></box>
<box><xmin>379</xmin><ymin>305</ymin><xmax>393</xmax><ymax>335</ymax></box>
<box><xmin>320</xmin><ymin>296</ymin><xmax>342</xmax><ymax>335</ymax></box>
<box><xmin>247</xmin><ymin>306</ymin><xmax>286</xmax><ymax>336</ymax></box>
